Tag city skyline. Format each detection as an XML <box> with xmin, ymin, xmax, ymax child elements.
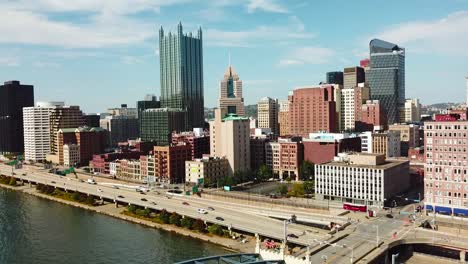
<box><xmin>0</xmin><ymin>1</ymin><xmax>467</xmax><ymax>113</ymax></box>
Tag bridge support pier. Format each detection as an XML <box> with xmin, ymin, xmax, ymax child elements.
<box><xmin>280</xmin><ymin>240</ymin><xmax>287</xmax><ymax>260</ymax></box>
<box><xmin>460</xmin><ymin>250</ymin><xmax>466</xmax><ymax>263</ymax></box>
<box><xmin>255</xmin><ymin>234</ymin><xmax>260</xmax><ymax>254</ymax></box>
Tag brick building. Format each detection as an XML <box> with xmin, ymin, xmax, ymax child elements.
<box><xmin>303</xmin><ymin>133</ymin><xmax>361</xmax><ymax>164</ymax></box>
<box><xmin>356</xmin><ymin>100</ymin><xmax>387</xmax><ymax>132</ymax></box>
<box><xmin>172</xmin><ymin>129</ymin><xmax>210</xmax><ymax>159</ymax></box>
<box><xmin>57</xmin><ymin>127</ymin><xmax>107</xmax><ymax>165</ymax></box>
<box><xmin>91</xmin><ymin>151</ymin><xmax>143</xmax><ymax>174</ymax></box>
<box><xmin>154</xmin><ymin>144</ymin><xmax>192</xmax><ymax>183</ymax></box>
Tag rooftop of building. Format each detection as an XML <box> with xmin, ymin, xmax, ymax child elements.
<box><xmin>322</xmin><ymin>153</ymin><xmax>408</xmax><ymax>170</ymax></box>
<box><xmin>59</xmin><ymin>126</ymin><xmax>105</xmax><ymax>133</ymax></box>
<box><xmin>222</xmin><ymin>113</ymin><xmax>249</xmax><ymax>121</ymax></box>
<box><xmin>143</xmin><ymin>107</ymin><xmax>186</xmax><ymax>113</ymax></box>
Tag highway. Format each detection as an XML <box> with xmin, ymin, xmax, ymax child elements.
<box><xmin>0</xmin><ymin>164</ymin><xmax>332</xmax><ymax>247</ymax></box>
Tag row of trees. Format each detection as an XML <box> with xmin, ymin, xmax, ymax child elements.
<box><xmin>126</xmin><ymin>206</ymin><xmax>227</xmax><ymax>235</ymax></box>
<box><xmin>0</xmin><ymin>175</ymin><xmax>17</xmax><ymax>186</ymax></box>
<box><xmin>36</xmin><ymin>184</ymin><xmax>96</xmax><ymax>205</ymax></box>
<box><xmin>277</xmin><ymin>181</ymin><xmax>315</xmax><ymax>198</ymax></box>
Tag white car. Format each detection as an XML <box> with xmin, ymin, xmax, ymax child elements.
<box><xmin>197</xmin><ymin>208</ymin><xmax>207</xmax><ymax>214</ymax></box>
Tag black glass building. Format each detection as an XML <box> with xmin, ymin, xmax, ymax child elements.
<box><xmin>140</xmin><ymin>108</ymin><xmax>186</xmax><ymax>146</ymax></box>
<box><xmin>326</xmin><ymin>71</ymin><xmax>344</xmax><ymax>85</ymax></box>
<box><xmin>367</xmin><ymin>39</ymin><xmax>405</xmax><ymax>124</ymax></box>
<box><xmin>159</xmin><ymin>22</ymin><xmax>204</xmax><ymax>129</ymax></box>
<box><xmin>0</xmin><ymin>81</ymin><xmax>34</xmax><ymax>154</ymax></box>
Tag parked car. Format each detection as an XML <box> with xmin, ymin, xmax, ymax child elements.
<box><xmin>215</xmin><ymin>216</ymin><xmax>224</xmax><ymax>221</ymax></box>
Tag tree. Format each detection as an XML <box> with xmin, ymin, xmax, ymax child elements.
<box><xmin>192</xmin><ymin>219</ymin><xmax>206</xmax><ymax>232</ymax></box>
<box><xmin>181</xmin><ymin>217</ymin><xmax>194</xmax><ymax>229</ymax></box>
<box><xmin>208</xmin><ymin>224</ymin><xmax>224</xmax><ymax>236</ymax></box>
<box><xmin>8</xmin><ymin>177</ymin><xmax>16</xmax><ymax>186</ymax></box>
<box><xmin>288</xmin><ymin>183</ymin><xmax>305</xmax><ymax>197</ymax></box>
<box><xmin>85</xmin><ymin>195</ymin><xmax>95</xmax><ymax>206</ymax></box>
<box><xmin>71</xmin><ymin>192</ymin><xmax>81</xmax><ymax>201</ymax></box>
<box><xmin>169</xmin><ymin>213</ymin><xmax>182</xmax><ymax>226</ymax></box>
<box><xmin>159</xmin><ymin>209</ymin><xmax>170</xmax><ymax>224</ymax></box>
<box><xmin>303</xmin><ymin>181</ymin><xmax>314</xmax><ymax>195</ymax></box>
<box><xmin>278</xmin><ymin>184</ymin><xmax>288</xmax><ymax>196</ymax></box>
<box><xmin>256</xmin><ymin>165</ymin><xmax>272</xmax><ymax>182</ymax></box>
<box><xmin>300</xmin><ymin>160</ymin><xmax>315</xmax><ymax>181</ymax></box>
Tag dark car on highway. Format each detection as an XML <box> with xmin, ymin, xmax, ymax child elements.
<box><xmin>215</xmin><ymin>216</ymin><xmax>224</xmax><ymax>221</ymax></box>
<box><xmin>117</xmin><ymin>195</ymin><xmax>124</xmax><ymax>198</ymax></box>
<box><xmin>141</xmin><ymin>198</ymin><xmax>148</xmax><ymax>202</ymax></box>
<box><xmin>287</xmin><ymin>234</ymin><xmax>299</xmax><ymax>239</ymax></box>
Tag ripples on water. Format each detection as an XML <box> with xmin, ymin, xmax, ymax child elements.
<box><xmin>0</xmin><ymin>189</ymin><xmax>229</xmax><ymax>264</ymax></box>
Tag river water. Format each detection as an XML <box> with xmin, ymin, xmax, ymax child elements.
<box><xmin>0</xmin><ymin>188</ymin><xmax>229</xmax><ymax>264</ymax></box>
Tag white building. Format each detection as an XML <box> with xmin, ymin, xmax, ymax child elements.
<box><xmin>340</xmin><ymin>83</ymin><xmax>370</xmax><ymax>131</ymax></box>
<box><xmin>63</xmin><ymin>144</ymin><xmax>80</xmax><ymax>167</ymax></box>
<box><xmin>23</xmin><ymin>101</ymin><xmax>65</xmax><ymax>162</ymax></box>
<box><xmin>257</xmin><ymin>97</ymin><xmax>279</xmax><ymax>135</ymax></box>
<box><xmin>265</xmin><ymin>142</ymin><xmax>281</xmax><ymax>174</ymax></box>
<box><xmin>358</xmin><ymin>131</ymin><xmax>373</xmax><ymax>153</ymax></box>
<box><xmin>399</xmin><ymin>98</ymin><xmax>421</xmax><ymax>123</ymax></box>
<box><xmin>315</xmin><ymin>153</ymin><xmax>410</xmax><ymax>208</ymax></box>
<box><xmin>359</xmin><ymin>131</ymin><xmax>400</xmax><ymax>158</ymax></box>
<box><xmin>185</xmin><ymin>156</ymin><xmax>228</xmax><ymax>185</ymax></box>
<box><xmin>109</xmin><ymin>161</ymin><xmax>119</xmax><ymax>176</ymax></box>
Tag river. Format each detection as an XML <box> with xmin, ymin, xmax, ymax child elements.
<box><xmin>0</xmin><ymin>188</ymin><xmax>229</xmax><ymax>264</ymax></box>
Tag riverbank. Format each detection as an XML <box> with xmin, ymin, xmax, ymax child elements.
<box><xmin>0</xmin><ymin>183</ymin><xmax>254</xmax><ymax>253</ymax></box>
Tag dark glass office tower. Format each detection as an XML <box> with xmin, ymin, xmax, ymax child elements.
<box><xmin>326</xmin><ymin>71</ymin><xmax>344</xmax><ymax>85</ymax></box>
<box><xmin>159</xmin><ymin>22</ymin><xmax>204</xmax><ymax>129</ymax></box>
<box><xmin>137</xmin><ymin>95</ymin><xmax>161</xmax><ymax>137</ymax></box>
<box><xmin>367</xmin><ymin>39</ymin><xmax>405</xmax><ymax>124</ymax></box>
<box><xmin>0</xmin><ymin>81</ymin><xmax>34</xmax><ymax>154</ymax></box>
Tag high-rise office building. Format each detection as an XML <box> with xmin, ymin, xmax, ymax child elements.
<box><xmin>100</xmin><ymin>115</ymin><xmax>139</xmax><ymax>146</ymax></box>
<box><xmin>356</xmin><ymin>100</ymin><xmax>387</xmax><ymax>131</ymax></box>
<box><xmin>367</xmin><ymin>39</ymin><xmax>405</xmax><ymax>124</ymax></box>
<box><xmin>23</xmin><ymin>101</ymin><xmax>64</xmax><ymax>162</ymax></box>
<box><xmin>83</xmin><ymin>114</ymin><xmax>100</xmax><ymax>128</ymax></box>
<box><xmin>257</xmin><ymin>97</ymin><xmax>278</xmax><ymax>135</ymax></box>
<box><xmin>288</xmin><ymin>84</ymin><xmax>338</xmax><ymax>136</ymax></box>
<box><xmin>219</xmin><ymin>64</ymin><xmax>245</xmax><ymax>116</ymax></box>
<box><xmin>278</xmin><ymin>100</ymin><xmax>290</xmax><ymax>136</ymax></box>
<box><xmin>399</xmin><ymin>98</ymin><xmax>421</xmax><ymax>123</ymax></box>
<box><xmin>159</xmin><ymin>22</ymin><xmax>204</xmax><ymax>128</ymax></box>
<box><xmin>140</xmin><ymin>108</ymin><xmax>186</xmax><ymax>146</ymax></box>
<box><xmin>107</xmin><ymin>104</ymin><xmax>138</xmax><ymax>118</ymax></box>
<box><xmin>343</xmin><ymin>67</ymin><xmax>365</xmax><ymax>89</ymax></box>
<box><xmin>340</xmin><ymin>83</ymin><xmax>370</xmax><ymax>131</ymax></box>
<box><xmin>210</xmin><ymin>109</ymin><xmax>250</xmax><ymax>175</ymax></box>
<box><xmin>326</xmin><ymin>71</ymin><xmax>344</xmax><ymax>85</ymax></box>
<box><xmin>0</xmin><ymin>81</ymin><xmax>34</xmax><ymax>154</ymax></box>
<box><xmin>137</xmin><ymin>95</ymin><xmax>161</xmax><ymax>137</ymax></box>
<box><xmin>49</xmin><ymin>105</ymin><xmax>85</xmax><ymax>156</ymax></box>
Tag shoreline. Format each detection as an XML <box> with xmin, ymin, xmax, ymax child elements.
<box><xmin>0</xmin><ymin>183</ymin><xmax>253</xmax><ymax>254</ymax></box>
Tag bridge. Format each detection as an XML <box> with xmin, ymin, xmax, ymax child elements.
<box><xmin>175</xmin><ymin>253</ymin><xmax>284</xmax><ymax>264</ymax></box>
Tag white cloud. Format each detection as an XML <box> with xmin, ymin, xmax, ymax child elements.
<box><xmin>373</xmin><ymin>11</ymin><xmax>468</xmax><ymax>55</ymax></box>
<box><xmin>0</xmin><ymin>57</ymin><xmax>20</xmax><ymax>67</ymax></box>
<box><xmin>0</xmin><ymin>10</ymin><xmax>153</xmax><ymax>48</ymax></box>
<box><xmin>278</xmin><ymin>47</ymin><xmax>335</xmax><ymax>66</ymax></box>
<box><xmin>247</xmin><ymin>0</ymin><xmax>288</xmax><ymax>13</ymax></box>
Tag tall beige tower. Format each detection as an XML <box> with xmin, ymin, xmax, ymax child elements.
<box><xmin>257</xmin><ymin>97</ymin><xmax>279</xmax><ymax>134</ymax></box>
<box><xmin>219</xmin><ymin>64</ymin><xmax>245</xmax><ymax>116</ymax></box>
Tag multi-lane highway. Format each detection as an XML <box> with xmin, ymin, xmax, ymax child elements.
<box><xmin>0</xmin><ymin>164</ymin><xmax>334</xmax><ymax>247</ymax></box>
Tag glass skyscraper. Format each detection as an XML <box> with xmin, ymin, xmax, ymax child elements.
<box><xmin>159</xmin><ymin>22</ymin><xmax>204</xmax><ymax>129</ymax></box>
<box><xmin>367</xmin><ymin>39</ymin><xmax>405</xmax><ymax>124</ymax></box>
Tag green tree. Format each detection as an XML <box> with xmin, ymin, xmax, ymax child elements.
<box><xmin>8</xmin><ymin>177</ymin><xmax>16</xmax><ymax>186</ymax></box>
<box><xmin>256</xmin><ymin>165</ymin><xmax>272</xmax><ymax>182</ymax></box>
<box><xmin>192</xmin><ymin>219</ymin><xmax>206</xmax><ymax>232</ymax></box>
<box><xmin>181</xmin><ymin>217</ymin><xmax>194</xmax><ymax>229</ymax></box>
<box><xmin>169</xmin><ymin>213</ymin><xmax>182</xmax><ymax>226</ymax></box>
<box><xmin>207</xmin><ymin>224</ymin><xmax>224</xmax><ymax>236</ymax></box>
<box><xmin>85</xmin><ymin>195</ymin><xmax>95</xmax><ymax>206</ymax></box>
<box><xmin>288</xmin><ymin>183</ymin><xmax>305</xmax><ymax>197</ymax></box>
<box><xmin>300</xmin><ymin>160</ymin><xmax>315</xmax><ymax>181</ymax></box>
<box><xmin>159</xmin><ymin>209</ymin><xmax>170</xmax><ymax>224</ymax></box>
<box><xmin>303</xmin><ymin>181</ymin><xmax>314</xmax><ymax>195</ymax></box>
<box><xmin>278</xmin><ymin>184</ymin><xmax>288</xmax><ymax>196</ymax></box>
<box><xmin>71</xmin><ymin>192</ymin><xmax>81</xmax><ymax>201</ymax></box>
<box><xmin>128</xmin><ymin>205</ymin><xmax>138</xmax><ymax>214</ymax></box>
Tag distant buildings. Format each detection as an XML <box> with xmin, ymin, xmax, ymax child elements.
<box><xmin>343</xmin><ymin>66</ymin><xmax>365</xmax><ymax>90</ymax></box>
<box><xmin>367</xmin><ymin>39</ymin><xmax>405</xmax><ymax>124</ymax></box>
<box><xmin>399</xmin><ymin>98</ymin><xmax>421</xmax><ymax>123</ymax></box>
<box><xmin>356</xmin><ymin>100</ymin><xmax>387</xmax><ymax>132</ymax></box>
<box><xmin>185</xmin><ymin>156</ymin><xmax>228</xmax><ymax>185</ymax></box>
<box><xmin>326</xmin><ymin>71</ymin><xmax>343</xmax><ymax>85</ymax></box>
<box><xmin>137</xmin><ymin>94</ymin><xmax>160</xmax><ymax>135</ymax></box>
<box><xmin>49</xmin><ymin>105</ymin><xmax>84</xmax><ymax>156</ymax></box>
<box><xmin>57</xmin><ymin>127</ymin><xmax>107</xmax><ymax>165</ymax></box>
<box><xmin>265</xmin><ymin>137</ymin><xmax>303</xmax><ymax>181</ymax></box>
<box><xmin>159</xmin><ymin>22</ymin><xmax>204</xmax><ymax>128</ymax></box>
<box><xmin>107</xmin><ymin>104</ymin><xmax>137</xmax><ymax>118</ymax></box>
<box><xmin>210</xmin><ymin>109</ymin><xmax>250</xmax><ymax>175</ymax></box>
<box><xmin>83</xmin><ymin>114</ymin><xmax>100</xmax><ymax>128</ymax></box>
<box><xmin>359</xmin><ymin>131</ymin><xmax>401</xmax><ymax>158</ymax></box>
<box><xmin>341</xmin><ymin>83</ymin><xmax>370</xmax><ymax>131</ymax></box>
<box><xmin>219</xmin><ymin>64</ymin><xmax>245</xmax><ymax>116</ymax></box>
<box><xmin>257</xmin><ymin>97</ymin><xmax>279</xmax><ymax>135</ymax></box>
<box><xmin>172</xmin><ymin>129</ymin><xmax>210</xmax><ymax>159</ymax></box>
<box><xmin>288</xmin><ymin>85</ymin><xmax>338</xmax><ymax>136</ymax></box>
<box><xmin>389</xmin><ymin>124</ymin><xmax>420</xmax><ymax>156</ymax></box>
<box><xmin>0</xmin><ymin>81</ymin><xmax>34</xmax><ymax>154</ymax></box>
<box><xmin>100</xmin><ymin>115</ymin><xmax>139</xmax><ymax>147</ymax></box>
<box><xmin>303</xmin><ymin>133</ymin><xmax>361</xmax><ymax>164</ymax></box>
<box><xmin>278</xmin><ymin>100</ymin><xmax>290</xmax><ymax>136</ymax></box>
<box><xmin>315</xmin><ymin>153</ymin><xmax>410</xmax><ymax>208</ymax></box>
<box><xmin>23</xmin><ymin>102</ymin><xmax>64</xmax><ymax>162</ymax></box>
<box><xmin>424</xmin><ymin>119</ymin><xmax>468</xmax><ymax>215</ymax></box>
<box><xmin>91</xmin><ymin>151</ymin><xmax>143</xmax><ymax>174</ymax></box>
<box><xmin>140</xmin><ymin>108</ymin><xmax>186</xmax><ymax>146</ymax></box>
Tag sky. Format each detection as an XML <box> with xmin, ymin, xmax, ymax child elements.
<box><xmin>0</xmin><ymin>0</ymin><xmax>468</xmax><ymax>114</ymax></box>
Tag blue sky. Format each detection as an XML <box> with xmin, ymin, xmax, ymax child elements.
<box><xmin>1</xmin><ymin>0</ymin><xmax>468</xmax><ymax>113</ymax></box>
